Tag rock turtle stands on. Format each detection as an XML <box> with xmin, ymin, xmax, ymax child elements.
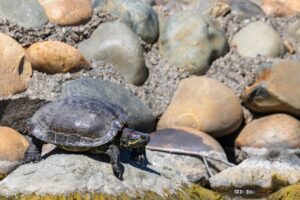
<box><xmin>23</xmin><ymin>96</ymin><xmax>150</xmax><ymax>179</ymax></box>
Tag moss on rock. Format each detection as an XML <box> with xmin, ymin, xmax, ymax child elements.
<box><xmin>268</xmin><ymin>184</ymin><xmax>300</xmax><ymax>200</ymax></box>
<box><xmin>0</xmin><ymin>173</ymin><xmax>6</xmax><ymax>181</ymax></box>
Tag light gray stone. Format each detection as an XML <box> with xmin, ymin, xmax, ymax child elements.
<box><xmin>159</xmin><ymin>11</ymin><xmax>228</xmax><ymax>75</ymax></box>
<box><xmin>0</xmin><ymin>0</ymin><xmax>48</xmax><ymax>28</ymax></box>
<box><xmin>232</xmin><ymin>21</ymin><xmax>285</xmax><ymax>57</ymax></box>
<box><xmin>78</xmin><ymin>21</ymin><xmax>148</xmax><ymax>86</ymax></box>
<box><xmin>92</xmin><ymin>0</ymin><xmax>105</xmax><ymax>8</ymax></box>
<box><xmin>229</xmin><ymin>0</ymin><xmax>264</xmax><ymax>17</ymax></box>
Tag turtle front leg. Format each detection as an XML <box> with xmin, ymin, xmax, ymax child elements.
<box><xmin>131</xmin><ymin>147</ymin><xmax>147</xmax><ymax>165</ymax></box>
<box><xmin>23</xmin><ymin>136</ymin><xmax>44</xmax><ymax>164</ymax></box>
<box><xmin>105</xmin><ymin>144</ymin><xmax>123</xmax><ymax>180</ymax></box>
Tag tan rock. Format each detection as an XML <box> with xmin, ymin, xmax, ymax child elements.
<box><xmin>157</xmin><ymin>76</ymin><xmax>243</xmax><ymax>138</ymax></box>
<box><xmin>39</xmin><ymin>0</ymin><xmax>92</xmax><ymax>26</ymax></box>
<box><xmin>26</xmin><ymin>41</ymin><xmax>90</xmax><ymax>74</ymax></box>
<box><xmin>262</xmin><ymin>0</ymin><xmax>300</xmax><ymax>16</ymax></box>
<box><xmin>0</xmin><ymin>33</ymin><xmax>32</xmax><ymax>97</ymax></box>
<box><xmin>235</xmin><ymin>114</ymin><xmax>300</xmax><ymax>149</ymax></box>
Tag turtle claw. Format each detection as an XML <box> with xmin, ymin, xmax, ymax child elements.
<box><xmin>112</xmin><ymin>163</ymin><xmax>123</xmax><ymax>180</ymax></box>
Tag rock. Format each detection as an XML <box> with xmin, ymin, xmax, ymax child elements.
<box><xmin>78</xmin><ymin>21</ymin><xmax>148</xmax><ymax>86</ymax></box>
<box><xmin>242</xmin><ymin>59</ymin><xmax>300</xmax><ymax>117</ymax></box>
<box><xmin>262</xmin><ymin>0</ymin><xmax>300</xmax><ymax>16</ymax></box>
<box><xmin>235</xmin><ymin>114</ymin><xmax>300</xmax><ymax>162</ymax></box>
<box><xmin>288</xmin><ymin>20</ymin><xmax>300</xmax><ymax>43</ymax></box>
<box><xmin>209</xmin><ymin>150</ymin><xmax>300</xmax><ymax>197</ymax></box>
<box><xmin>229</xmin><ymin>0</ymin><xmax>264</xmax><ymax>17</ymax></box>
<box><xmin>26</xmin><ymin>41</ymin><xmax>90</xmax><ymax>74</ymax></box>
<box><xmin>268</xmin><ymin>184</ymin><xmax>300</xmax><ymax>200</ymax></box>
<box><xmin>157</xmin><ymin>76</ymin><xmax>243</xmax><ymax>138</ymax></box>
<box><xmin>232</xmin><ymin>21</ymin><xmax>285</xmax><ymax>57</ymax></box>
<box><xmin>159</xmin><ymin>11</ymin><xmax>228</xmax><ymax>75</ymax></box>
<box><xmin>92</xmin><ymin>0</ymin><xmax>105</xmax><ymax>8</ymax></box>
<box><xmin>0</xmin><ymin>126</ymin><xmax>29</xmax><ymax>179</ymax></box>
<box><xmin>60</xmin><ymin>78</ymin><xmax>156</xmax><ymax>132</ymax></box>
<box><xmin>0</xmin><ymin>0</ymin><xmax>47</xmax><ymax>28</ymax></box>
<box><xmin>104</xmin><ymin>0</ymin><xmax>159</xmax><ymax>43</ymax></box>
<box><xmin>0</xmin><ymin>33</ymin><xmax>32</xmax><ymax>97</ymax></box>
<box><xmin>39</xmin><ymin>0</ymin><xmax>92</xmax><ymax>26</ymax></box>
<box><xmin>0</xmin><ymin>153</ymin><xmax>222</xmax><ymax>199</ymax></box>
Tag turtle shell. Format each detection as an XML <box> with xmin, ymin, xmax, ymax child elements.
<box><xmin>28</xmin><ymin>96</ymin><xmax>128</xmax><ymax>147</ymax></box>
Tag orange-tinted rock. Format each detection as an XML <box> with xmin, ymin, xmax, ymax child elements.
<box><xmin>0</xmin><ymin>33</ymin><xmax>32</xmax><ymax>97</ymax></box>
<box><xmin>157</xmin><ymin>76</ymin><xmax>243</xmax><ymax>138</ymax></box>
<box><xmin>26</xmin><ymin>41</ymin><xmax>90</xmax><ymax>74</ymax></box>
<box><xmin>262</xmin><ymin>0</ymin><xmax>300</xmax><ymax>16</ymax></box>
<box><xmin>235</xmin><ymin>114</ymin><xmax>300</xmax><ymax>149</ymax></box>
<box><xmin>39</xmin><ymin>0</ymin><xmax>92</xmax><ymax>25</ymax></box>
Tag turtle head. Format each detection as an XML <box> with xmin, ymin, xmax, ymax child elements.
<box><xmin>120</xmin><ymin>128</ymin><xmax>150</xmax><ymax>148</ymax></box>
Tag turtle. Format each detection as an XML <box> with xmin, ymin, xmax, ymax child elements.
<box><xmin>23</xmin><ymin>96</ymin><xmax>150</xmax><ymax>179</ymax></box>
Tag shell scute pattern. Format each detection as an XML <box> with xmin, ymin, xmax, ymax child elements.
<box><xmin>28</xmin><ymin>96</ymin><xmax>128</xmax><ymax>147</ymax></box>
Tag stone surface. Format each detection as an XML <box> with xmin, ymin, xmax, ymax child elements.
<box><xmin>157</xmin><ymin>76</ymin><xmax>243</xmax><ymax>138</ymax></box>
<box><xmin>26</xmin><ymin>41</ymin><xmax>90</xmax><ymax>74</ymax></box>
<box><xmin>232</xmin><ymin>21</ymin><xmax>285</xmax><ymax>57</ymax></box>
<box><xmin>0</xmin><ymin>33</ymin><xmax>32</xmax><ymax>97</ymax></box>
<box><xmin>242</xmin><ymin>59</ymin><xmax>300</xmax><ymax>117</ymax></box>
<box><xmin>60</xmin><ymin>78</ymin><xmax>156</xmax><ymax>132</ymax></box>
<box><xmin>229</xmin><ymin>0</ymin><xmax>264</xmax><ymax>17</ymax></box>
<box><xmin>262</xmin><ymin>0</ymin><xmax>300</xmax><ymax>16</ymax></box>
<box><xmin>104</xmin><ymin>0</ymin><xmax>159</xmax><ymax>43</ymax></box>
<box><xmin>159</xmin><ymin>11</ymin><xmax>228</xmax><ymax>75</ymax></box>
<box><xmin>0</xmin><ymin>127</ymin><xmax>29</xmax><ymax>178</ymax></box>
<box><xmin>39</xmin><ymin>0</ymin><xmax>92</xmax><ymax>26</ymax></box>
<box><xmin>0</xmin><ymin>0</ymin><xmax>47</xmax><ymax>28</ymax></box>
<box><xmin>210</xmin><ymin>150</ymin><xmax>300</xmax><ymax>197</ymax></box>
<box><xmin>268</xmin><ymin>184</ymin><xmax>300</xmax><ymax>200</ymax></box>
<box><xmin>78</xmin><ymin>21</ymin><xmax>148</xmax><ymax>86</ymax></box>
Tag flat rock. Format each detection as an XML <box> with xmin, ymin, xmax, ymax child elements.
<box><xmin>60</xmin><ymin>78</ymin><xmax>156</xmax><ymax>132</ymax></box>
<box><xmin>209</xmin><ymin>150</ymin><xmax>300</xmax><ymax>197</ymax></box>
<box><xmin>159</xmin><ymin>11</ymin><xmax>228</xmax><ymax>75</ymax></box>
<box><xmin>78</xmin><ymin>21</ymin><xmax>148</xmax><ymax>86</ymax></box>
<box><xmin>0</xmin><ymin>0</ymin><xmax>47</xmax><ymax>28</ymax></box>
<box><xmin>232</xmin><ymin>21</ymin><xmax>285</xmax><ymax>57</ymax></box>
<box><xmin>157</xmin><ymin>76</ymin><xmax>243</xmax><ymax>138</ymax></box>
<box><xmin>268</xmin><ymin>184</ymin><xmax>300</xmax><ymax>200</ymax></box>
<box><xmin>104</xmin><ymin>0</ymin><xmax>159</xmax><ymax>43</ymax></box>
<box><xmin>0</xmin><ymin>127</ymin><xmax>29</xmax><ymax>178</ymax></box>
<box><xmin>0</xmin><ymin>33</ymin><xmax>32</xmax><ymax>97</ymax></box>
<box><xmin>262</xmin><ymin>0</ymin><xmax>300</xmax><ymax>16</ymax></box>
<box><xmin>39</xmin><ymin>0</ymin><xmax>92</xmax><ymax>26</ymax></box>
<box><xmin>26</xmin><ymin>41</ymin><xmax>90</xmax><ymax>74</ymax></box>
<box><xmin>242</xmin><ymin>59</ymin><xmax>300</xmax><ymax>117</ymax></box>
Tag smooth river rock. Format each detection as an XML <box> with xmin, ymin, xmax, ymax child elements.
<box><xmin>26</xmin><ymin>41</ymin><xmax>90</xmax><ymax>74</ymax></box>
<box><xmin>0</xmin><ymin>33</ymin><xmax>32</xmax><ymax>97</ymax></box>
<box><xmin>0</xmin><ymin>0</ymin><xmax>48</xmax><ymax>28</ymax></box>
<box><xmin>242</xmin><ymin>59</ymin><xmax>300</xmax><ymax>117</ymax></box>
<box><xmin>60</xmin><ymin>78</ymin><xmax>156</xmax><ymax>132</ymax></box>
<box><xmin>159</xmin><ymin>11</ymin><xmax>228</xmax><ymax>75</ymax></box>
<box><xmin>262</xmin><ymin>0</ymin><xmax>300</xmax><ymax>16</ymax></box>
<box><xmin>78</xmin><ymin>21</ymin><xmax>148</xmax><ymax>86</ymax></box>
<box><xmin>232</xmin><ymin>21</ymin><xmax>285</xmax><ymax>57</ymax></box>
<box><xmin>157</xmin><ymin>76</ymin><xmax>243</xmax><ymax>138</ymax></box>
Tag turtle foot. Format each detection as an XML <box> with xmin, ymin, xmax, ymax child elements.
<box><xmin>131</xmin><ymin>148</ymin><xmax>148</xmax><ymax>165</ymax></box>
<box><xmin>23</xmin><ymin>152</ymin><xmax>41</xmax><ymax>164</ymax></box>
<box><xmin>112</xmin><ymin>163</ymin><xmax>123</xmax><ymax>180</ymax></box>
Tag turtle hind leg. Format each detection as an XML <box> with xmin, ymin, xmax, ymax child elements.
<box><xmin>23</xmin><ymin>136</ymin><xmax>44</xmax><ymax>164</ymax></box>
<box><xmin>105</xmin><ymin>144</ymin><xmax>123</xmax><ymax>180</ymax></box>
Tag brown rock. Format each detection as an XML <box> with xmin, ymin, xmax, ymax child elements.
<box><xmin>262</xmin><ymin>0</ymin><xmax>300</xmax><ymax>16</ymax></box>
<box><xmin>26</xmin><ymin>41</ymin><xmax>90</xmax><ymax>74</ymax></box>
<box><xmin>39</xmin><ymin>0</ymin><xmax>92</xmax><ymax>26</ymax></box>
<box><xmin>235</xmin><ymin>114</ymin><xmax>300</xmax><ymax>149</ymax></box>
<box><xmin>0</xmin><ymin>33</ymin><xmax>32</xmax><ymax>97</ymax></box>
<box><xmin>157</xmin><ymin>76</ymin><xmax>243</xmax><ymax>138</ymax></box>
<box><xmin>242</xmin><ymin>59</ymin><xmax>300</xmax><ymax>117</ymax></box>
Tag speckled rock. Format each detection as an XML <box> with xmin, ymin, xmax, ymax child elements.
<box><xmin>0</xmin><ymin>33</ymin><xmax>32</xmax><ymax>97</ymax></box>
<box><xmin>0</xmin><ymin>0</ymin><xmax>48</xmax><ymax>28</ymax></box>
<box><xmin>232</xmin><ymin>21</ymin><xmax>285</xmax><ymax>57</ymax></box>
<box><xmin>60</xmin><ymin>78</ymin><xmax>156</xmax><ymax>132</ymax></box>
<box><xmin>235</xmin><ymin>114</ymin><xmax>300</xmax><ymax>162</ymax></box>
<box><xmin>268</xmin><ymin>184</ymin><xmax>300</xmax><ymax>200</ymax></box>
<box><xmin>39</xmin><ymin>0</ymin><xmax>92</xmax><ymax>26</ymax></box>
<box><xmin>104</xmin><ymin>0</ymin><xmax>159</xmax><ymax>43</ymax></box>
<box><xmin>157</xmin><ymin>76</ymin><xmax>243</xmax><ymax>138</ymax></box>
<box><xmin>78</xmin><ymin>21</ymin><xmax>148</xmax><ymax>86</ymax></box>
<box><xmin>210</xmin><ymin>150</ymin><xmax>300</xmax><ymax>197</ymax></box>
<box><xmin>26</xmin><ymin>41</ymin><xmax>90</xmax><ymax>74</ymax></box>
<box><xmin>159</xmin><ymin>11</ymin><xmax>228</xmax><ymax>75</ymax></box>
<box><xmin>0</xmin><ymin>126</ymin><xmax>29</xmax><ymax>179</ymax></box>
<box><xmin>262</xmin><ymin>0</ymin><xmax>300</xmax><ymax>16</ymax></box>
<box><xmin>242</xmin><ymin>59</ymin><xmax>300</xmax><ymax>117</ymax></box>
